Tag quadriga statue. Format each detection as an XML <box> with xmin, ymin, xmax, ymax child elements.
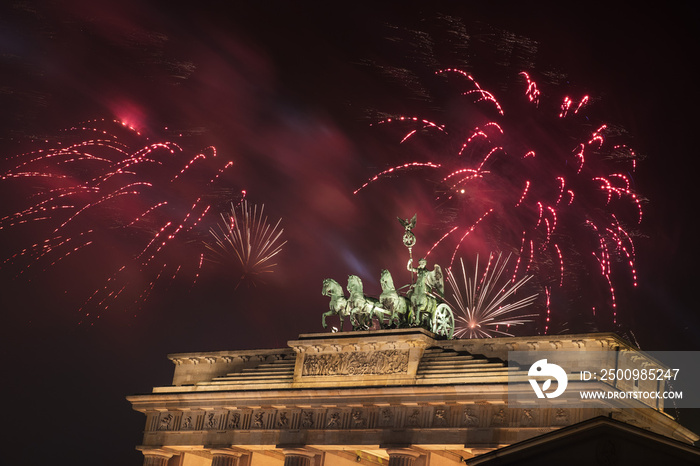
<box><xmin>321</xmin><ymin>214</ymin><xmax>454</xmax><ymax>338</ymax></box>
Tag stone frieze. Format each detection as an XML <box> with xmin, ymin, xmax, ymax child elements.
<box><xmin>301</xmin><ymin>350</ymin><xmax>409</xmax><ymax>376</ymax></box>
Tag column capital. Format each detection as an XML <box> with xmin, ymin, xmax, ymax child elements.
<box><xmin>282</xmin><ymin>448</ymin><xmax>317</xmax><ymax>457</ymax></box>
<box><xmin>137</xmin><ymin>447</ymin><xmax>174</xmax><ymax>459</ymax></box>
<box><xmin>208</xmin><ymin>448</ymin><xmax>243</xmax><ymax>457</ymax></box>
<box><xmin>209</xmin><ymin>448</ymin><xmax>243</xmax><ymax>466</ymax></box>
<box><xmin>282</xmin><ymin>448</ymin><xmax>317</xmax><ymax>466</ymax></box>
<box><xmin>385</xmin><ymin>448</ymin><xmax>420</xmax><ymax>458</ymax></box>
<box><xmin>137</xmin><ymin>448</ymin><xmax>174</xmax><ymax>466</ymax></box>
<box><xmin>385</xmin><ymin>448</ymin><xmax>421</xmax><ymax>466</ymax></box>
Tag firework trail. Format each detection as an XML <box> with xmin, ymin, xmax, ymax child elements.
<box><xmin>446</xmin><ymin>253</ymin><xmax>538</xmax><ymax>338</ymax></box>
<box><xmin>206</xmin><ymin>200</ymin><xmax>286</xmax><ymax>288</ymax></box>
<box><xmin>0</xmin><ymin>119</ymin><xmax>241</xmax><ymax>323</ymax></box>
<box><xmin>356</xmin><ymin>69</ymin><xmax>643</xmax><ymax>333</ymax></box>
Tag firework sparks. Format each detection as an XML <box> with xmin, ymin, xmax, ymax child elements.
<box><xmin>206</xmin><ymin>200</ymin><xmax>286</xmax><ymax>288</ymax></box>
<box><xmin>0</xmin><ymin>119</ymin><xmax>241</xmax><ymax>323</ymax></box>
<box><xmin>446</xmin><ymin>253</ymin><xmax>538</xmax><ymax>338</ymax></box>
<box><xmin>357</xmin><ymin>68</ymin><xmax>644</xmax><ymax>332</ymax></box>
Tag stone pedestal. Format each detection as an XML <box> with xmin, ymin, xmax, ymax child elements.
<box><xmin>289</xmin><ymin>328</ymin><xmax>435</xmax><ymax>388</ymax></box>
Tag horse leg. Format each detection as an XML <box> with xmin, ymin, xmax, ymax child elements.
<box><xmin>376</xmin><ymin>305</ymin><xmax>390</xmax><ymax>329</ymax></box>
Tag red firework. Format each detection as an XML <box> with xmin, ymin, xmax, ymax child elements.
<box><xmin>356</xmin><ymin>69</ymin><xmax>643</xmax><ymax>333</ymax></box>
<box><xmin>0</xmin><ymin>119</ymin><xmax>242</xmax><ymax>323</ymax></box>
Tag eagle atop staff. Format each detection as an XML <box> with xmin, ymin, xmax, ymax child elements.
<box><xmin>398</xmin><ymin>214</ymin><xmax>417</xmax><ymax>250</ymax></box>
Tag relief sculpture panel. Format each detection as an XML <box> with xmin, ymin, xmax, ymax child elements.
<box><xmin>302</xmin><ymin>350</ymin><xmax>409</xmax><ymax>376</ymax></box>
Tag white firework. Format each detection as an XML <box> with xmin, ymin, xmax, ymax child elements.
<box><xmin>446</xmin><ymin>252</ymin><xmax>538</xmax><ymax>338</ymax></box>
<box><xmin>207</xmin><ymin>200</ymin><xmax>286</xmax><ymax>286</ymax></box>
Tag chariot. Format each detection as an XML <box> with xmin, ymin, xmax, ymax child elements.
<box><xmin>321</xmin><ymin>270</ymin><xmax>454</xmax><ymax>339</ymax></box>
<box><xmin>321</xmin><ymin>214</ymin><xmax>454</xmax><ymax>338</ymax></box>
<box><xmin>321</xmin><ymin>215</ymin><xmax>455</xmax><ymax>338</ymax></box>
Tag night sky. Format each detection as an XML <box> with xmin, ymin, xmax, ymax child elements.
<box><xmin>1</xmin><ymin>2</ymin><xmax>698</xmax><ymax>465</ymax></box>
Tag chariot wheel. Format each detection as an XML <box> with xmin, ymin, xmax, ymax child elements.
<box><xmin>431</xmin><ymin>303</ymin><xmax>454</xmax><ymax>339</ymax></box>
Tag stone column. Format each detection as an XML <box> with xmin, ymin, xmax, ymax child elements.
<box><xmin>210</xmin><ymin>449</ymin><xmax>242</xmax><ymax>466</ymax></box>
<box><xmin>386</xmin><ymin>448</ymin><xmax>420</xmax><ymax>466</ymax></box>
<box><xmin>139</xmin><ymin>448</ymin><xmax>173</xmax><ymax>466</ymax></box>
<box><xmin>282</xmin><ymin>448</ymin><xmax>316</xmax><ymax>466</ymax></box>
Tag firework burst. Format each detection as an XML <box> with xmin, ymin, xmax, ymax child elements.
<box><xmin>357</xmin><ymin>69</ymin><xmax>644</xmax><ymax>332</ymax></box>
<box><xmin>206</xmin><ymin>200</ymin><xmax>286</xmax><ymax>288</ymax></box>
<box><xmin>446</xmin><ymin>253</ymin><xmax>538</xmax><ymax>338</ymax></box>
<box><xmin>0</xmin><ymin>118</ymin><xmax>241</xmax><ymax>323</ymax></box>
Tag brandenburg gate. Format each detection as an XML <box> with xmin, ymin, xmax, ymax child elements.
<box><xmin>127</xmin><ymin>329</ymin><xmax>698</xmax><ymax>465</ymax></box>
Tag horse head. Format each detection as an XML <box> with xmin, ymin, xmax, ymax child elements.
<box><xmin>380</xmin><ymin>269</ymin><xmax>395</xmax><ymax>291</ymax></box>
<box><xmin>347</xmin><ymin>275</ymin><xmax>363</xmax><ymax>294</ymax></box>
<box><xmin>322</xmin><ymin>278</ymin><xmax>343</xmax><ymax>298</ymax></box>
